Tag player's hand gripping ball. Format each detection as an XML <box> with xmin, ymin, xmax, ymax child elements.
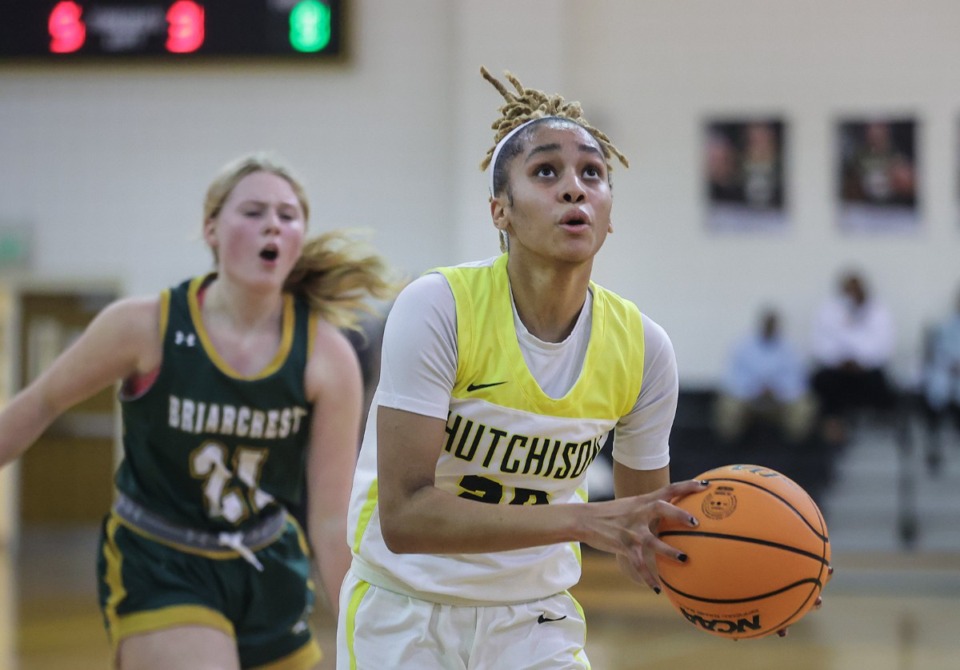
<box><xmin>655</xmin><ymin>464</ymin><xmax>831</xmax><ymax>640</ymax></box>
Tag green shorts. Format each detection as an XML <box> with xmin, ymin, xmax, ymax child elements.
<box><xmin>97</xmin><ymin>511</ymin><xmax>322</xmax><ymax>669</ymax></box>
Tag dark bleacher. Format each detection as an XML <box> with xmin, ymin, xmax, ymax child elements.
<box><xmin>668</xmin><ymin>388</ymin><xmax>836</xmax><ymax>506</ymax></box>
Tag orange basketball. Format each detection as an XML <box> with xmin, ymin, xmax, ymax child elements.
<box><xmin>655</xmin><ymin>464</ymin><xmax>831</xmax><ymax>640</ymax></box>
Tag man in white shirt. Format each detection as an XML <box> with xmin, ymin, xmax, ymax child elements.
<box><xmin>810</xmin><ymin>271</ymin><xmax>896</xmax><ymax>445</ymax></box>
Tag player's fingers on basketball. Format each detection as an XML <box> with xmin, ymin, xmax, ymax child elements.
<box><xmin>655</xmin><ymin>497</ymin><xmax>700</xmax><ymax>530</ymax></box>
<box><xmin>660</xmin><ymin>478</ymin><xmax>710</xmax><ymax>503</ymax></box>
<box><xmin>625</xmin><ymin>547</ymin><xmax>659</xmax><ymax>592</ymax></box>
<box><xmin>638</xmin><ymin>565</ymin><xmax>660</xmax><ymax>593</ymax></box>
<box><xmin>615</xmin><ymin>553</ymin><xmax>644</xmax><ymax>586</ymax></box>
<box><xmin>619</xmin><ymin>530</ymin><xmax>667</xmax><ymax>591</ymax></box>
<box><xmin>625</xmin><ymin>558</ymin><xmax>656</xmax><ymax>592</ymax></box>
<box><xmin>641</xmin><ymin>545</ymin><xmax>666</xmax><ymax>594</ymax></box>
<box><xmin>643</xmin><ymin>532</ymin><xmax>688</xmax><ymax>564</ymax></box>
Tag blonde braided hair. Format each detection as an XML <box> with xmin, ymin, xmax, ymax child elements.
<box><xmin>479</xmin><ymin>66</ymin><xmax>629</xmax><ymax>175</ymax></box>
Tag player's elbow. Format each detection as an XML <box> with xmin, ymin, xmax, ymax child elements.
<box><xmin>379</xmin><ymin>490</ymin><xmax>435</xmax><ymax>554</ymax></box>
<box><xmin>379</xmin><ymin>507</ymin><xmax>421</xmax><ymax>554</ymax></box>
<box><xmin>380</xmin><ymin>526</ymin><xmax>412</xmax><ymax>553</ymax></box>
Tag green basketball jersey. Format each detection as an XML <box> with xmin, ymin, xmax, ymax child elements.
<box><xmin>115</xmin><ymin>274</ymin><xmax>315</xmax><ymax>532</ymax></box>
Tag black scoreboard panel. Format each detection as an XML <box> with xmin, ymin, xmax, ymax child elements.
<box><xmin>0</xmin><ymin>0</ymin><xmax>344</xmax><ymax>60</ymax></box>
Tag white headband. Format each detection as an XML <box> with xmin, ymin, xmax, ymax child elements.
<box><xmin>488</xmin><ymin>117</ymin><xmax>556</xmax><ymax>195</ymax></box>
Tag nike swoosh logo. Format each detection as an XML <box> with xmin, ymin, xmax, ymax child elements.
<box><xmin>466</xmin><ymin>381</ymin><xmax>507</xmax><ymax>392</ymax></box>
<box><xmin>537</xmin><ymin>614</ymin><xmax>567</xmax><ymax>624</ymax></box>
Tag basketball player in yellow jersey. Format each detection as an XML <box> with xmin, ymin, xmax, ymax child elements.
<box><xmin>338</xmin><ymin>69</ymin><xmax>709</xmax><ymax>669</ymax></box>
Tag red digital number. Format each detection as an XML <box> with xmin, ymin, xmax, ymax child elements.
<box><xmin>166</xmin><ymin>0</ymin><xmax>205</xmax><ymax>54</ymax></box>
<box><xmin>48</xmin><ymin>1</ymin><xmax>86</xmax><ymax>54</ymax></box>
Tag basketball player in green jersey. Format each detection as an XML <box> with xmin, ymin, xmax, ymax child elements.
<box><xmin>0</xmin><ymin>153</ymin><xmax>395</xmax><ymax>669</ymax></box>
<box><xmin>338</xmin><ymin>69</ymin><xmax>709</xmax><ymax>668</ymax></box>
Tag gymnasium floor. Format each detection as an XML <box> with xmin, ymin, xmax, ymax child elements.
<box><xmin>6</xmin><ymin>424</ymin><xmax>960</xmax><ymax>670</ymax></box>
<box><xmin>4</xmin><ymin>533</ymin><xmax>959</xmax><ymax>670</ymax></box>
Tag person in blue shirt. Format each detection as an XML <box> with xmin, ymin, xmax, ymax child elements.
<box><xmin>714</xmin><ymin>308</ymin><xmax>816</xmax><ymax>445</ymax></box>
<box><xmin>921</xmin><ymin>286</ymin><xmax>960</xmax><ymax>468</ymax></box>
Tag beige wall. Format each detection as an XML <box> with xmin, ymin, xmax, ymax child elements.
<box><xmin>1</xmin><ymin>0</ymin><xmax>958</xmax><ymax>386</ymax></box>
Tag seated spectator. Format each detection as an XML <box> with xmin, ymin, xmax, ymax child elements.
<box><xmin>810</xmin><ymin>270</ymin><xmax>896</xmax><ymax>445</ymax></box>
<box><xmin>714</xmin><ymin>307</ymin><xmax>816</xmax><ymax>445</ymax></box>
<box><xmin>921</xmin><ymin>285</ymin><xmax>960</xmax><ymax>467</ymax></box>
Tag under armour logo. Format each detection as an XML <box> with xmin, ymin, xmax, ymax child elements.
<box><xmin>175</xmin><ymin>330</ymin><xmax>197</xmax><ymax>347</ymax></box>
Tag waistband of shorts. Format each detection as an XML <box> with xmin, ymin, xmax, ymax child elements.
<box><xmin>349</xmin><ymin>557</ymin><xmax>544</xmax><ymax>608</ymax></box>
<box><xmin>112</xmin><ymin>492</ymin><xmax>287</xmax><ymax>556</ymax></box>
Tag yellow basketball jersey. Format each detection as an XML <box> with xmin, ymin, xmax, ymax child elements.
<box><xmin>349</xmin><ymin>254</ymin><xmax>646</xmax><ymax>604</ymax></box>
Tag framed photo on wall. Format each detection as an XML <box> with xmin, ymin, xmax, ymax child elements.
<box><xmin>837</xmin><ymin>117</ymin><xmax>919</xmax><ymax>232</ymax></box>
<box><xmin>704</xmin><ymin>118</ymin><xmax>787</xmax><ymax>232</ymax></box>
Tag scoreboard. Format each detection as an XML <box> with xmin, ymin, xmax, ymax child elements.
<box><xmin>0</xmin><ymin>0</ymin><xmax>344</xmax><ymax>60</ymax></box>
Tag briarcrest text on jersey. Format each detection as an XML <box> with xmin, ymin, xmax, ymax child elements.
<box><xmin>168</xmin><ymin>395</ymin><xmax>309</xmax><ymax>439</ymax></box>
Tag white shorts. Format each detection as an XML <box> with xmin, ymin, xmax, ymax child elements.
<box><xmin>336</xmin><ymin>567</ymin><xmax>590</xmax><ymax>669</ymax></box>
